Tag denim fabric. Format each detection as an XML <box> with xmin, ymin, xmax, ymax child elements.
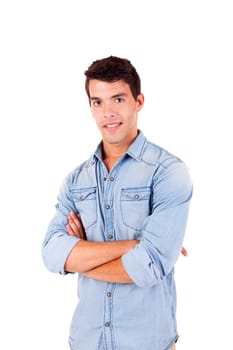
<box><xmin>42</xmin><ymin>131</ymin><xmax>192</xmax><ymax>350</ymax></box>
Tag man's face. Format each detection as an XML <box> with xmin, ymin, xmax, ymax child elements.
<box><xmin>88</xmin><ymin>79</ymin><xmax>144</xmax><ymax>149</ymax></box>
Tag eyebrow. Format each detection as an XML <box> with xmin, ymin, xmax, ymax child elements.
<box><xmin>111</xmin><ymin>93</ymin><xmax>128</xmax><ymax>99</ymax></box>
<box><xmin>89</xmin><ymin>92</ymin><xmax>128</xmax><ymax>101</ymax></box>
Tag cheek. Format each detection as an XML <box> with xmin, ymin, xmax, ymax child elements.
<box><xmin>92</xmin><ymin>115</ymin><xmax>102</xmax><ymax>129</ymax></box>
<box><xmin>91</xmin><ymin>110</ymin><xmax>101</xmax><ymax>123</ymax></box>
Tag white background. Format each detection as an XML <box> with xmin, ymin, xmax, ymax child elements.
<box><xmin>0</xmin><ymin>1</ymin><xmax>232</xmax><ymax>349</ymax></box>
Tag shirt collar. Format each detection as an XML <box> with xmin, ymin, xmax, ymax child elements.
<box><xmin>126</xmin><ymin>130</ymin><xmax>147</xmax><ymax>161</ymax></box>
<box><xmin>89</xmin><ymin>130</ymin><xmax>147</xmax><ymax>165</ymax></box>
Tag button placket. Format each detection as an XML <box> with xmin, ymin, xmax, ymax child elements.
<box><xmin>103</xmin><ymin>171</ymin><xmax>116</xmax><ymax>242</ymax></box>
<box><xmin>103</xmin><ymin>284</ymin><xmax>115</xmax><ymax>344</ymax></box>
<box><xmin>101</xmin><ymin>167</ymin><xmax>117</xmax><ymax>347</ymax></box>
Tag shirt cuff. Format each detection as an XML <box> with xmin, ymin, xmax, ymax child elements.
<box><xmin>122</xmin><ymin>244</ymin><xmax>157</xmax><ymax>287</ymax></box>
<box><xmin>42</xmin><ymin>234</ymin><xmax>80</xmax><ymax>275</ymax></box>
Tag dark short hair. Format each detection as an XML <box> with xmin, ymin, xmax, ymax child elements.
<box><xmin>84</xmin><ymin>56</ymin><xmax>141</xmax><ymax>101</ymax></box>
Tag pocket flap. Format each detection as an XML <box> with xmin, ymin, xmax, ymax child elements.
<box><xmin>121</xmin><ymin>187</ymin><xmax>150</xmax><ymax>201</ymax></box>
<box><xmin>71</xmin><ymin>187</ymin><xmax>96</xmax><ymax>202</ymax></box>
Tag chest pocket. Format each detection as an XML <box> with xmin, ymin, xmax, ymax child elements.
<box><xmin>120</xmin><ymin>187</ymin><xmax>151</xmax><ymax>231</ymax></box>
<box><xmin>71</xmin><ymin>187</ymin><xmax>97</xmax><ymax>230</ymax></box>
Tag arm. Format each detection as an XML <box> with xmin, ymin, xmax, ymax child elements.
<box><xmin>64</xmin><ymin>239</ymin><xmax>139</xmax><ymax>273</ymax></box>
<box><xmin>121</xmin><ymin>162</ymin><xmax>193</xmax><ymax>287</ymax></box>
<box><xmin>65</xmin><ymin>211</ymin><xmax>187</xmax><ymax>283</ymax></box>
<box><xmin>65</xmin><ymin>211</ymin><xmax>139</xmax><ymax>273</ymax></box>
<box><xmin>82</xmin><ymin>247</ymin><xmax>188</xmax><ymax>283</ymax></box>
<box><xmin>83</xmin><ymin>258</ymin><xmax>134</xmax><ymax>283</ymax></box>
<box><xmin>41</xmin><ymin>173</ymin><xmax>139</xmax><ymax>276</ymax></box>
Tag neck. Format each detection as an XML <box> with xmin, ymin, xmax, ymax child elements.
<box><xmin>103</xmin><ymin>145</ymin><xmax>125</xmax><ymax>159</ymax></box>
<box><xmin>101</xmin><ymin>145</ymin><xmax>123</xmax><ymax>172</ymax></box>
<box><xmin>102</xmin><ymin>130</ymin><xmax>139</xmax><ymax>160</ymax></box>
<box><xmin>101</xmin><ymin>131</ymin><xmax>138</xmax><ymax>171</ymax></box>
<box><xmin>102</xmin><ymin>140</ymin><xmax>131</xmax><ymax>172</ymax></box>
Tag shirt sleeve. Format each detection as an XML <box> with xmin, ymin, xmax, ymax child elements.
<box><xmin>122</xmin><ymin>161</ymin><xmax>193</xmax><ymax>287</ymax></box>
<box><xmin>41</xmin><ymin>172</ymin><xmax>80</xmax><ymax>275</ymax></box>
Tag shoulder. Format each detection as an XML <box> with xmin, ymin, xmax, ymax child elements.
<box><xmin>142</xmin><ymin>139</ymin><xmax>183</xmax><ymax>168</ymax></box>
<box><xmin>62</xmin><ymin>155</ymin><xmax>95</xmax><ymax>189</ymax></box>
<box><xmin>142</xmin><ymin>139</ymin><xmax>192</xmax><ymax>192</ymax></box>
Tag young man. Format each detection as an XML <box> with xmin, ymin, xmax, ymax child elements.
<box><xmin>42</xmin><ymin>56</ymin><xmax>193</xmax><ymax>350</ymax></box>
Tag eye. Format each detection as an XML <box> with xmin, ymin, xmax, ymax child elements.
<box><xmin>91</xmin><ymin>100</ymin><xmax>101</xmax><ymax>107</ymax></box>
<box><xmin>114</xmin><ymin>97</ymin><xmax>124</xmax><ymax>103</ymax></box>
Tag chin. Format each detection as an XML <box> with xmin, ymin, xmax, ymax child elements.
<box><xmin>105</xmin><ymin>137</ymin><xmax>122</xmax><ymax>145</ymax></box>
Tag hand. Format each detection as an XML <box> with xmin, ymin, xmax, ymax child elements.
<box><xmin>66</xmin><ymin>211</ymin><xmax>86</xmax><ymax>240</ymax></box>
<box><xmin>181</xmin><ymin>246</ymin><xmax>188</xmax><ymax>256</ymax></box>
<box><xmin>66</xmin><ymin>212</ymin><xmax>188</xmax><ymax>255</ymax></box>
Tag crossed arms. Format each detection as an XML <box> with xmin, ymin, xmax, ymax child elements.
<box><xmin>64</xmin><ymin>212</ymin><xmax>187</xmax><ymax>284</ymax></box>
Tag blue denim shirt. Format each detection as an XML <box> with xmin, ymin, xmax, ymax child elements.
<box><xmin>42</xmin><ymin>131</ymin><xmax>193</xmax><ymax>350</ymax></box>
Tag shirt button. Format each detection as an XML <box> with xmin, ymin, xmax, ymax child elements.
<box><xmin>104</xmin><ymin>177</ymin><xmax>107</xmax><ymax>181</ymax></box>
<box><xmin>105</xmin><ymin>205</ymin><xmax>110</xmax><ymax>209</ymax></box>
<box><xmin>107</xmin><ymin>292</ymin><xmax>112</xmax><ymax>297</ymax></box>
<box><xmin>134</xmin><ymin>194</ymin><xmax>140</xmax><ymax>199</ymax></box>
<box><xmin>108</xmin><ymin>234</ymin><xmax>113</xmax><ymax>239</ymax></box>
<box><xmin>105</xmin><ymin>322</ymin><xmax>110</xmax><ymax>327</ymax></box>
<box><xmin>109</xmin><ymin>176</ymin><xmax>114</xmax><ymax>181</ymax></box>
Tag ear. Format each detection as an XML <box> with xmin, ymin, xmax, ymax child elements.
<box><xmin>136</xmin><ymin>93</ymin><xmax>144</xmax><ymax>112</ymax></box>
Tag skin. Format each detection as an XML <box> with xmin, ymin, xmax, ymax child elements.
<box><xmin>89</xmin><ymin>79</ymin><xmax>144</xmax><ymax>170</ymax></box>
<box><xmin>66</xmin><ymin>212</ymin><xmax>138</xmax><ymax>278</ymax></box>
<box><xmin>64</xmin><ymin>79</ymin><xmax>187</xmax><ymax>282</ymax></box>
<box><xmin>66</xmin><ymin>212</ymin><xmax>187</xmax><ymax>282</ymax></box>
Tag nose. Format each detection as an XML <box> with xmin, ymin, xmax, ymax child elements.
<box><xmin>103</xmin><ymin>103</ymin><xmax>116</xmax><ymax>118</ymax></box>
<box><xmin>104</xmin><ymin>113</ymin><xmax>116</xmax><ymax>118</ymax></box>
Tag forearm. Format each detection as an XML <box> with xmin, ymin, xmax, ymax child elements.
<box><xmin>83</xmin><ymin>258</ymin><xmax>134</xmax><ymax>284</ymax></box>
<box><xmin>64</xmin><ymin>239</ymin><xmax>139</xmax><ymax>273</ymax></box>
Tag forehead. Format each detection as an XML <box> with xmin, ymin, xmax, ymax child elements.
<box><xmin>88</xmin><ymin>79</ymin><xmax>132</xmax><ymax>99</ymax></box>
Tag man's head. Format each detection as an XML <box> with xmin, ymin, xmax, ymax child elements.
<box><xmin>84</xmin><ymin>56</ymin><xmax>144</xmax><ymax>154</ymax></box>
<box><xmin>85</xmin><ymin>56</ymin><xmax>141</xmax><ymax>102</ymax></box>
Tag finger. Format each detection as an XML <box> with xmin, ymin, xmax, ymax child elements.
<box><xmin>66</xmin><ymin>224</ymin><xmax>76</xmax><ymax>237</ymax></box>
<box><xmin>77</xmin><ymin>214</ymin><xmax>85</xmax><ymax>231</ymax></box>
<box><xmin>67</xmin><ymin>217</ymin><xmax>82</xmax><ymax>238</ymax></box>
<box><xmin>181</xmin><ymin>247</ymin><xmax>188</xmax><ymax>256</ymax></box>
<box><xmin>68</xmin><ymin>213</ymin><xmax>85</xmax><ymax>239</ymax></box>
<box><xmin>70</xmin><ymin>212</ymin><xmax>85</xmax><ymax>230</ymax></box>
<box><xmin>77</xmin><ymin>215</ymin><xmax>86</xmax><ymax>239</ymax></box>
<box><xmin>68</xmin><ymin>214</ymin><xmax>83</xmax><ymax>233</ymax></box>
<box><xmin>66</xmin><ymin>222</ymin><xmax>84</xmax><ymax>239</ymax></box>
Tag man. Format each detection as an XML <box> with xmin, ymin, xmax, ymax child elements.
<box><xmin>42</xmin><ymin>56</ymin><xmax>193</xmax><ymax>350</ymax></box>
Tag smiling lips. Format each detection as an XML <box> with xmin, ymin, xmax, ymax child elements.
<box><xmin>104</xmin><ymin>122</ymin><xmax>122</xmax><ymax>130</ymax></box>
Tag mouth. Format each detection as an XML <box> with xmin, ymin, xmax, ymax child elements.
<box><xmin>103</xmin><ymin>122</ymin><xmax>122</xmax><ymax>131</ymax></box>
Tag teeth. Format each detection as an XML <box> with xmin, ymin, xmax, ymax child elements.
<box><xmin>106</xmin><ymin>124</ymin><xmax>118</xmax><ymax>128</ymax></box>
